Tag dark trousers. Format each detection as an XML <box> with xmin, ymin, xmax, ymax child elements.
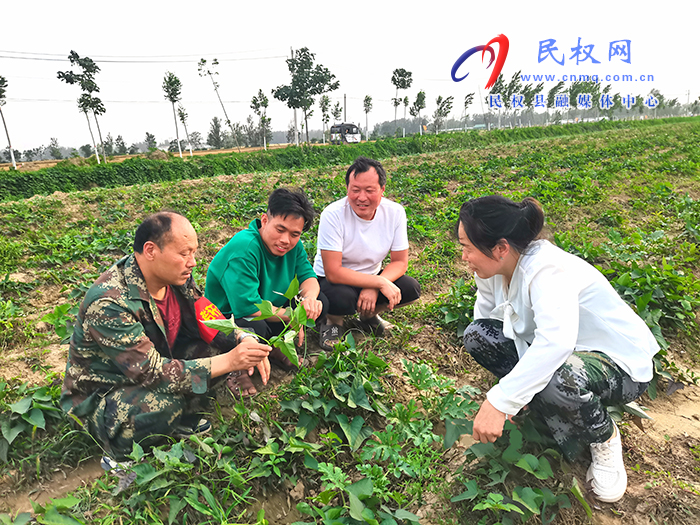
<box><xmin>463</xmin><ymin>318</ymin><xmax>649</xmax><ymax>460</ymax></box>
<box><xmin>234</xmin><ymin>292</ymin><xmax>329</xmax><ymax>340</ymax></box>
<box><xmin>319</xmin><ymin>274</ymin><xmax>421</xmax><ymax>317</ymax></box>
<box><xmin>87</xmin><ymin>339</ymin><xmax>223</xmax><ymax>461</ymax></box>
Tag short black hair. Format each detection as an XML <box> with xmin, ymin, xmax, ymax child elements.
<box><xmin>267</xmin><ymin>188</ymin><xmax>315</xmax><ymax>232</ymax></box>
<box><xmin>133</xmin><ymin>211</ymin><xmax>184</xmax><ymax>253</ymax></box>
<box><xmin>345</xmin><ymin>156</ymin><xmax>387</xmax><ymax>187</ymax></box>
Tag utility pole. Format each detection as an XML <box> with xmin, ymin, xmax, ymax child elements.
<box><xmin>291</xmin><ymin>47</ymin><xmax>299</xmax><ymax>146</ymax></box>
<box><xmin>344</xmin><ymin>94</ymin><xmax>347</xmax><ymax>122</ymax></box>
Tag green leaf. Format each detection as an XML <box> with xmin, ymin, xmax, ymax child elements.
<box><xmin>348</xmin><ymin>492</ymin><xmax>365</xmax><ymax>520</ymax></box>
<box><xmin>346</xmin><ymin>477</ymin><xmax>373</xmax><ymax>499</ymax></box>
<box><xmin>168</xmin><ymin>497</ymin><xmax>187</xmax><ymax>525</ymax></box>
<box><xmin>47</xmin><ymin>497</ymin><xmax>79</xmax><ymax>511</ymax></box>
<box><xmin>31</xmin><ymin>387</ymin><xmax>52</xmax><ymax>402</ymax></box>
<box><xmin>512</xmin><ymin>486</ymin><xmax>542</xmax><ymax>514</ymax></box>
<box><xmin>348</xmin><ymin>377</ymin><xmax>374</xmax><ymax>411</ymax></box>
<box><xmin>569</xmin><ymin>477</ymin><xmax>592</xmax><ymax>519</ymax></box>
<box><xmin>283</xmin><ymin>276</ymin><xmax>300</xmax><ymax>300</ymax></box>
<box><xmin>366</xmin><ymin>351</ymin><xmax>388</xmax><ymax>370</ymax></box>
<box><xmin>8</xmin><ymin>397</ymin><xmax>32</xmax><ymax>415</ymax></box>
<box><xmin>336</xmin><ymin>414</ymin><xmax>373</xmax><ymax>452</ymax></box>
<box><xmin>36</xmin><ymin>506</ymin><xmax>84</xmax><ymax>525</ymax></box>
<box><xmin>451</xmin><ymin>479</ymin><xmax>480</xmax><ymax>502</ymax></box>
<box><xmin>201</xmin><ymin>318</ymin><xmax>237</xmax><ymax>336</ymax></box>
<box><xmin>22</xmin><ymin>408</ymin><xmax>46</xmax><ymax>430</ymax></box>
<box><xmin>443</xmin><ymin>418</ymin><xmax>473</xmax><ymax>450</ymax></box>
<box><xmin>275</xmin><ymin>336</ymin><xmax>299</xmax><ymax>368</ymax></box>
<box><xmin>623</xmin><ymin>401</ymin><xmax>653</xmax><ymax>420</ymax></box>
<box><xmin>132</xmin><ymin>463</ymin><xmax>164</xmax><ymax>486</ymax></box>
<box><xmin>1</xmin><ymin>421</ymin><xmax>27</xmax><ymax>445</ymax></box>
<box><xmin>10</xmin><ymin>514</ymin><xmax>31</xmax><ymax>525</ymax></box>
<box><xmin>254</xmin><ymin>300</ymin><xmax>276</xmax><ymax>320</ymax></box>
<box><xmin>0</xmin><ymin>438</ymin><xmax>8</xmax><ymax>463</ymax></box>
<box><xmin>303</xmin><ymin>453</ymin><xmax>319</xmax><ymax>470</ymax></box>
<box><xmin>502</xmin><ymin>429</ymin><xmax>523</xmax><ymax>464</ymax></box>
<box><xmin>394</xmin><ymin>509</ymin><xmax>421</xmax><ymax>522</ymax></box>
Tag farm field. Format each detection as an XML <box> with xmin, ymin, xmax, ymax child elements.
<box><xmin>1</xmin><ymin>119</ymin><xmax>700</xmax><ymax>524</ymax></box>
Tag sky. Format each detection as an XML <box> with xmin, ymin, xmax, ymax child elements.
<box><xmin>1</xmin><ymin>0</ymin><xmax>697</xmax><ymax>152</ymax></box>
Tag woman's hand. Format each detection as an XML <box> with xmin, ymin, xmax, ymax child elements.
<box><xmin>472</xmin><ymin>399</ymin><xmax>511</xmax><ymax>443</ymax></box>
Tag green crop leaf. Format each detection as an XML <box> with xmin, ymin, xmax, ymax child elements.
<box><xmin>512</xmin><ymin>486</ymin><xmax>542</xmax><ymax>514</ymax></box>
<box><xmin>451</xmin><ymin>479</ymin><xmax>480</xmax><ymax>502</ymax></box>
<box><xmin>202</xmin><ymin>318</ymin><xmax>237</xmax><ymax>336</ymax></box>
<box><xmin>1</xmin><ymin>420</ymin><xmax>27</xmax><ymax>445</ymax></box>
<box><xmin>255</xmin><ymin>300</ymin><xmax>276</xmax><ymax>319</ymax></box>
<box><xmin>348</xmin><ymin>492</ymin><xmax>365</xmax><ymax>520</ymax></box>
<box><xmin>283</xmin><ymin>276</ymin><xmax>300</xmax><ymax>300</ymax></box>
<box><xmin>348</xmin><ymin>377</ymin><xmax>374</xmax><ymax>411</ymax></box>
<box><xmin>336</xmin><ymin>414</ymin><xmax>373</xmax><ymax>451</ymax></box>
<box><xmin>275</xmin><ymin>333</ymin><xmax>299</xmax><ymax>368</ymax></box>
<box><xmin>0</xmin><ymin>438</ymin><xmax>8</xmax><ymax>463</ymax></box>
<box><xmin>569</xmin><ymin>477</ymin><xmax>592</xmax><ymax>519</ymax></box>
<box><xmin>22</xmin><ymin>408</ymin><xmax>46</xmax><ymax>429</ymax></box>
<box><xmin>444</xmin><ymin>418</ymin><xmax>473</xmax><ymax>450</ymax></box>
<box><xmin>346</xmin><ymin>477</ymin><xmax>373</xmax><ymax>499</ymax></box>
<box><xmin>623</xmin><ymin>401</ymin><xmax>653</xmax><ymax>420</ymax></box>
<box><xmin>36</xmin><ymin>506</ymin><xmax>84</xmax><ymax>525</ymax></box>
<box><xmin>394</xmin><ymin>509</ymin><xmax>421</xmax><ymax>522</ymax></box>
<box><xmin>8</xmin><ymin>397</ymin><xmax>32</xmax><ymax>415</ymax></box>
<box><xmin>502</xmin><ymin>429</ymin><xmax>523</xmax><ymax>463</ymax></box>
<box><xmin>168</xmin><ymin>496</ymin><xmax>187</xmax><ymax>525</ymax></box>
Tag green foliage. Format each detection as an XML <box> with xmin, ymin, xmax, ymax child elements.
<box><xmin>438</xmin><ymin>277</ymin><xmax>477</xmax><ymax>337</ymax></box>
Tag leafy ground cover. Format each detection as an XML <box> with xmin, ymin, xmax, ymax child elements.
<box><xmin>0</xmin><ymin>118</ymin><xmax>699</xmax><ymax>524</ymax></box>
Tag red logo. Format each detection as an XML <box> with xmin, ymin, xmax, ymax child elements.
<box><xmin>451</xmin><ymin>34</ymin><xmax>510</xmax><ymax>89</ymax></box>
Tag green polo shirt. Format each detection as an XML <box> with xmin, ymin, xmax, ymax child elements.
<box><xmin>205</xmin><ymin>219</ymin><xmax>317</xmax><ymax>318</ymax></box>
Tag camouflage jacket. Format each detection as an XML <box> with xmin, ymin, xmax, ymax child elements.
<box><xmin>61</xmin><ymin>254</ymin><xmax>239</xmax><ymax>418</ymax></box>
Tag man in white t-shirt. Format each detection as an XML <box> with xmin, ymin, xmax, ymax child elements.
<box><xmin>313</xmin><ymin>157</ymin><xmax>420</xmax><ymax>350</ymax></box>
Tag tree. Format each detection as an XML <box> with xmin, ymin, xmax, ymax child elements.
<box><xmin>363</xmin><ymin>95</ymin><xmax>372</xmax><ymax>141</ymax></box>
<box><xmin>128</xmin><ymin>143</ymin><xmax>140</xmax><ymax>155</ymax></box>
<box><xmin>103</xmin><ymin>133</ymin><xmax>114</xmax><ymax>156</ymax></box>
<box><xmin>163</xmin><ymin>71</ymin><xmax>184</xmax><ymax>158</ymax></box>
<box><xmin>145</xmin><ymin>132</ymin><xmax>157</xmax><ymax>151</ymax></box>
<box><xmin>2</xmin><ymin>147</ymin><xmax>21</xmax><ymax>164</ymax></box>
<box><xmin>189</xmin><ymin>131</ymin><xmax>203</xmax><ymax>150</ymax></box>
<box><xmin>432</xmin><ymin>95</ymin><xmax>454</xmax><ymax>134</ymax></box>
<box><xmin>463</xmin><ymin>93</ymin><xmax>475</xmax><ymax>129</ymax></box>
<box><xmin>251</xmin><ymin>89</ymin><xmax>271</xmax><ymax>150</ymax></box>
<box><xmin>79</xmin><ymin>144</ymin><xmax>94</xmax><ymax>158</ymax></box>
<box><xmin>115</xmin><ymin>135</ymin><xmax>127</xmax><ymax>155</ymax></box>
<box><xmin>177</xmin><ymin>106</ymin><xmax>194</xmax><ymax>157</ymax></box>
<box><xmin>207</xmin><ymin>117</ymin><xmax>225</xmax><ymax>149</ymax></box>
<box><xmin>48</xmin><ymin>137</ymin><xmax>63</xmax><ymax>160</ymax></box>
<box><xmin>57</xmin><ymin>51</ymin><xmax>106</xmax><ymax>163</ymax></box>
<box><xmin>391</xmin><ymin>68</ymin><xmax>413</xmax><ymax>131</ymax></box>
<box><xmin>0</xmin><ymin>76</ymin><xmax>17</xmax><ymax>169</ymax></box>
<box><xmin>320</xmin><ymin>95</ymin><xmax>331</xmax><ymax>144</ymax></box>
<box><xmin>409</xmin><ymin>91</ymin><xmax>426</xmax><ymax>135</ymax></box>
<box><xmin>272</xmin><ymin>47</ymin><xmax>340</xmax><ymax>144</ymax></box>
<box><xmin>198</xmin><ymin>58</ymin><xmax>241</xmax><ymax>152</ymax></box>
<box><xmin>332</xmin><ymin>102</ymin><xmax>342</xmax><ymax>124</ymax></box>
<box><xmin>23</xmin><ymin>147</ymin><xmax>42</xmax><ymax>162</ymax></box>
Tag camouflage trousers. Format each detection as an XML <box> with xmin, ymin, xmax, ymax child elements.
<box><xmin>463</xmin><ymin>318</ymin><xmax>650</xmax><ymax>461</ymax></box>
<box><xmin>87</xmin><ymin>340</ymin><xmax>224</xmax><ymax>461</ymax></box>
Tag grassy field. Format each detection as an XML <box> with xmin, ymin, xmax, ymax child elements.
<box><xmin>1</xmin><ymin>118</ymin><xmax>699</xmax><ymax>524</ymax></box>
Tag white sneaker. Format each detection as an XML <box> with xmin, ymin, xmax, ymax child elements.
<box><xmin>101</xmin><ymin>455</ymin><xmax>135</xmax><ymax>473</ymax></box>
<box><xmin>586</xmin><ymin>421</ymin><xmax>627</xmax><ymax>502</ymax></box>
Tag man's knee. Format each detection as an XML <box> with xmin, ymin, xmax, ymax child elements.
<box><xmin>395</xmin><ymin>275</ymin><xmax>421</xmax><ymax>305</ymax></box>
<box><xmin>321</xmin><ymin>280</ymin><xmax>359</xmax><ymax>316</ymax></box>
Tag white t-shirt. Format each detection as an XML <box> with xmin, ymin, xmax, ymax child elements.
<box><xmin>474</xmin><ymin>240</ymin><xmax>657</xmax><ymax>416</ymax></box>
<box><xmin>314</xmin><ymin>197</ymin><xmax>409</xmax><ymax>277</ymax></box>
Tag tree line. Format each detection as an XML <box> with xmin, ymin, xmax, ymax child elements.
<box><xmin>2</xmin><ymin>51</ymin><xmax>698</xmax><ymax>166</ymax></box>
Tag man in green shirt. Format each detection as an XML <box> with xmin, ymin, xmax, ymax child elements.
<box><xmin>205</xmin><ymin>188</ymin><xmax>327</xmax><ymax>386</ymax></box>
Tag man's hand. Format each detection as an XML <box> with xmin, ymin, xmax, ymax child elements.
<box><xmin>301</xmin><ymin>298</ymin><xmax>323</xmax><ymax>321</ymax></box>
<box><xmin>229</xmin><ymin>337</ymin><xmax>271</xmax><ymax>371</ymax></box>
<box><xmin>250</xmin><ymin>356</ymin><xmax>271</xmax><ymax>385</ymax></box>
<box><xmin>357</xmin><ymin>288</ymin><xmax>379</xmax><ymax>318</ymax></box>
<box><xmin>472</xmin><ymin>399</ymin><xmax>511</xmax><ymax>443</ymax></box>
<box><xmin>297</xmin><ymin>326</ymin><xmax>305</xmax><ymax>346</ymax></box>
<box><xmin>378</xmin><ymin>277</ymin><xmax>402</xmax><ymax>310</ymax></box>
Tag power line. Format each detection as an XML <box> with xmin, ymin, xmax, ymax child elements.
<box><xmin>0</xmin><ymin>54</ymin><xmax>287</xmax><ymax>64</ymax></box>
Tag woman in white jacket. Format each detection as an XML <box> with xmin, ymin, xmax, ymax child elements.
<box><xmin>458</xmin><ymin>195</ymin><xmax>657</xmax><ymax>503</ymax></box>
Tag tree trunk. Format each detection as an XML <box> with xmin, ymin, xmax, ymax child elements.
<box><xmin>365</xmin><ymin>113</ymin><xmax>368</xmax><ymax>141</ymax></box>
<box><xmin>304</xmin><ymin>110</ymin><xmax>310</xmax><ymax>144</ymax></box>
<box><xmin>181</xmin><ymin>120</ymin><xmax>193</xmax><ymax>157</ymax></box>
<box><xmin>83</xmin><ymin>110</ymin><xmax>100</xmax><ymax>164</ymax></box>
<box><xmin>171</xmin><ymin>102</ymin><xmax>183</xmax><ymax>158</ymax></box>
<box><xmin>0</xmin><ymin>107</ymin><xmax>17</xmax><ymax>169</ymax></box>
<box><xmin>209</xmin><ymin>74</ymin><xmax>240</xmax><ymax>152</ymax></box>
<box><xmin>93</xmin><ymin>111</ymin><xmax>107</xmax><ymax>163</ymax></box>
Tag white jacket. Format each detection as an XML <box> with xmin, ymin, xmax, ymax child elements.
<box><xmin>474</xmin><ymin>240</ymin><xmax>657</xmax><ymax>415</ymax></box>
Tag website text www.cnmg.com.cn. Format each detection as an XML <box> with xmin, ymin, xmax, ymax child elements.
<box><xmin>520</xmin><ymin>73</ymin><xmax>654</xmax><ymax>83</ymax></box>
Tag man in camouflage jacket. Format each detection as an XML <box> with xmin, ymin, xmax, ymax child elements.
<box><xmin>61</xmin><ymin>212</ymin><xmax>271</xmax><ymax>461</ymax></box>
